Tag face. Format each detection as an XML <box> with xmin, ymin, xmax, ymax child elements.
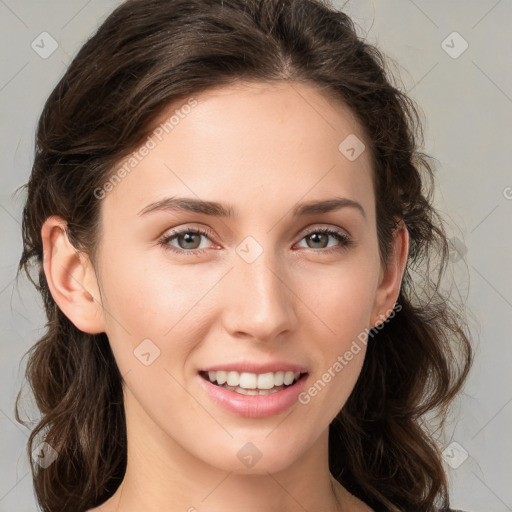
<box><xmin>44</xmin><ymin>80</ymin><xmax>406</xmax><ymax>479</ymax></box>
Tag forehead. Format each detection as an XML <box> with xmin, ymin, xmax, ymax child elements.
<box><xmin>101</xmin><ymin>81</ymin><xmax>375</xmax><ymax>223</ymax></box>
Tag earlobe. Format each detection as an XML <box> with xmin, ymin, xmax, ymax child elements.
<box><xmin>369</xmin><ymin>219</ymin><xmax>409</xmax><ymax>328</ymax></box>
<box><xmin>41</xmin><ymin>215</ymin><xmax>105</xmax><ymax>334</ymax></box>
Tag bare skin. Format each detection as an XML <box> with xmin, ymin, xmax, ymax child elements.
<box><xmin>86</xmin><ymin>473</ymin><xmax>373</xmax><ymax>512</ymax></box>
<box><xmin>42</xmin><ymin>80</ymin><xmax>407</xmax><ymax>512</ymax></box>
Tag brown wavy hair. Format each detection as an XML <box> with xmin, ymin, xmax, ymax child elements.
<box><xmin>14</xmin><ymin>0</ymin><xmax>473</xmax><ymax>511</ymax></box>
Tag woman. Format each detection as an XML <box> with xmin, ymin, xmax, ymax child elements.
<box><xmin>15</xmin><ymin>0</ymin><xmax>473</xmax><ymax>511</ymax></box>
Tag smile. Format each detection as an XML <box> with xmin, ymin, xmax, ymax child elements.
<box><xmin>199</xmin><ymin>369</ymin><xmax>305</xmax><ymax>394</ymax></box>
<box><xmin>197</xmin><ymin>371</ymin><xmax>310</xmax><ymax>417</ymax></box>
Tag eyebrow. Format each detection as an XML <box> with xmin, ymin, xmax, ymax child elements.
<box><xmin>137</xmin><ymin>196</ymin><xmax>366</xmax><ymax>220</ymax></box>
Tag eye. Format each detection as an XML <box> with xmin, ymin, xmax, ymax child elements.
<box><xmin>158</xmin><ymin>227</ymin><xmax>214</xmax><ymax>256</ymax></box>
<box><xmin>295</xmin><ymin>227</ymin><xmax>353</xmax><ymax>254</ymax></box>
<box><xmin>158</xmin><ymin>226</ymin><xmax>353</xmax><ymax>256</ymax></box>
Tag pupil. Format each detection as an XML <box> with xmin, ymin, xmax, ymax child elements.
<box><xmin>182</xmin><ymin>233</ymin><xmax>199</xmax><ymax>249</ymax></box>
<box><xmin>309</xmin><ymin>233</ymin><xmax>327</xmax><ymax>248</ymax></box>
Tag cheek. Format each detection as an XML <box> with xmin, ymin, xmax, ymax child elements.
<box><xmin>299</xmin><ymin>279</ymin><xmax>373</xmax><ymax>427</ymax></box>
<box><xmin>295</xmin><ymin>260</ymin><xmax>377</xmax><ymax>411</ymax></box>
<box><xmin>98</xmin><ymin>251</ymin><xmax>211</xmax><ymax>373</ymax></box>
<box><xmin>298</xmin><ymin>258</ymin><xmax>380</xmax><ymax>336</ymax></box>
<box><xmin>99</xmin><ymin>246</ymin><xmax>179</xmax><ymax>330</ymax></box>
<box><xmin>94</xmin><ymin>251</ymin><xmax>166</xmax><ymax>369</ymax></box>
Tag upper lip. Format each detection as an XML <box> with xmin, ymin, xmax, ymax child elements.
<box><xmin>199</xmin><ymin>361</ymin><xmax>309</xmax><ymax>374</ymax></box>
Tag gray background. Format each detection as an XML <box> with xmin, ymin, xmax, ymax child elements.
<box><xmin>1</xmin><ymin>1</ymin><xmax>511</xmax><ymax>511</ymax></box>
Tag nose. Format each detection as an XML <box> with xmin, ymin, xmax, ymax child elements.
<box><xmin>221</xmin><ymin>247</ymin><xmax>298</xmax><ymax>343</ymax></box>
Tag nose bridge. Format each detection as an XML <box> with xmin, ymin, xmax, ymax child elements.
<box><xmin>223</xmin><ymin>238</ymin><xmax>296</xmax><ymax>341</ymax></box>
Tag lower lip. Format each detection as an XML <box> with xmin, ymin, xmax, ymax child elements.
<box><xmin>197</xmin><ymin>373</ymin><xmax>309</xmax><ymax>418</ymax></box>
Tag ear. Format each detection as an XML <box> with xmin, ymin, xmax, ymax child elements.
<box><xmin>369</xmin><ymin>219</ymin><xmax>409</xmax><ymax>327</ymax></box>
<box><xmin>41</xmin><ymin>215</ymin><xmax>106</xmax><ymax>334</ymax></box>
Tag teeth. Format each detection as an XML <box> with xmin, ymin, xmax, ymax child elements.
<box><xmin>205</xmin><ymin>370</ymin><xmax>301</xmax><ymax>389</ymax></box>
<box><xmin>213</xmin><ymin>370</ymin><xmax>227</xmax><ymax>385</ymax></box>
<box><xmin>221</xmin><ymin>385</ymin><xmax>283</xmax><ymax>396</ymax></box>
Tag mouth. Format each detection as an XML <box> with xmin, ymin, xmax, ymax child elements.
<box><xmin>198</xmin><ymin>370</ymin><xmax>309</xmax><ymax>396</ymax></box>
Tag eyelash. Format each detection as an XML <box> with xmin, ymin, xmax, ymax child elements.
<box><xmin>158</xmin><ymin>226</ymin><xmax>353</xmax><ymax>257</ymax></box>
